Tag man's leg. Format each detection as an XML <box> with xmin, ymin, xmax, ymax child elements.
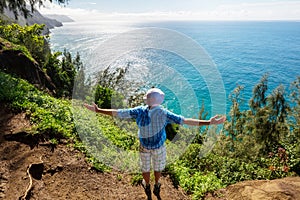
<box><xmin>140</xmin><ymin>146</ymin><xmax>152</xmax><ymax>200</ymax></box>
<box><xmin>154</xmin><ymin>171</ymin><xmax>162</xmax><ymax>199</ymax></box>
<box><xmin>142</xmin><ymin>172</ymin><xmax>152</xmax><ymax>200</ymax></box>
<box><xmin>152</xmin><ymin>145</ymin><xmax>166</xmax><ymax>199</ymax></box>
<box><xmin>152</xmin><ymin>145</ymin><xmax>166</xmax><ymax>183</ymax></box>
<box><xmin>154</xmin><ymin>171</ymin><xmax>161</xmax><ymax>184</ymax></box>
<box><xmin>142</xmin><ymin>172</ymin><xmax>151</xmax><ymax>184</ymax></box>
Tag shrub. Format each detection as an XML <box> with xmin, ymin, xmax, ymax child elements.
<box><xmin>0</xmin><ymin>23</ymin><xmax>49</xmax><ymax>65</ymax></box>
<box><xmin>94</xmin><ymin>85</ymin><xmax>125</xmax><ymax>109</ymax></box>
<box><xmin>167</xmin><ymin>161</ymin><xmax>224</xmax><ymax>199</ymax></box>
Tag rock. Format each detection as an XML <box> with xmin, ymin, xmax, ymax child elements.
<box><xmin>206</xmin><ymin>177</ymin><xmax>300</xmax><ymax>200</ymax></box>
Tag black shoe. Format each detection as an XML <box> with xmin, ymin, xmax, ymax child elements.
<box><xmin>153</xmin><ymin>183</ymin><xmax>161</xmax><ymax>200</ymax></box>
<box><xmin>142</xmin><ymin>181</ymin><xmax>152</xmax><ymax>200</ymax></box>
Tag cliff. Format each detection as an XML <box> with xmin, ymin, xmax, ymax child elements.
<box><xmin>1</xmin><ymin>7</ymin><xmax>66</xmax><ymax>34</ymax></box>
<box><xmin>44</xmin><ymin>14</ymin><xmax>74</xmax><ymax>23</ymax></box>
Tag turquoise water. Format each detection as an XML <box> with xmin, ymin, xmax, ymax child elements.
<box><xmin>50</xmin><ymin>21</ymin><xmax>300</xmax><ymax>116</ymax></box>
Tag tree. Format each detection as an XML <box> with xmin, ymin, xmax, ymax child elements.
<box><xmin>249</xmin><ymin>74</ymin><xmax>268</xmax><ymax>111</ymax></box>
<box><xmin>290</xmin><ymin>77</ymin><xmax>300</xmax><ymax>136</ymax></box>
<box><xmin>288</xmin><ymin>77</ymin><xmax>300</xmax><ymax>175</ymax></box>
<box><xmin>43</xmin><ymin>49</ymin><xmax>83</xmax><ymax>98</ymax></box>
<box><xmin>226</xmin><ymin>85</ymin><xmax>246</xmax><ymax>142</ymax></box>
<box><xmin>248</xmin><ymin>75</ymin><xmax>290</xmax><ymax>154</ymax></box>
<box><xmin>0</xmin><ymin>0</ymin><xmax>68</xmax><ymax>19</ymax></box>
<box><xmin>96</xmin><ymin>63</ymin><xmax>146</xmax><ymax>107</ymax></box>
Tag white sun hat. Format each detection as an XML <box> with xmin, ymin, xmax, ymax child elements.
<box><xmin>143</xmin><ymin>88</ymin><xmax>165</xmax><ymax>106</ymax></box>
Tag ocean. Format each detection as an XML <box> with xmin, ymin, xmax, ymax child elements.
<box><xmin>49</xmin><ymin>20</ymin><xmax>300</xmax><ymax>117</ymax></box>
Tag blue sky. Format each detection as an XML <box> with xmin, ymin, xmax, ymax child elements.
<box><xmin>66</xmin><ymin>0</ymin><xmax>300</xmax><ymax>12</ymax></box>
<box><xmin>41</xmin><ymin>0</ymin><xmax>300</xmax><ymax>21</ymax></box>
<box><xmin>67</xmin><ymin>0</ymin><xmax>232</xmax><ymax>12</ymax></box>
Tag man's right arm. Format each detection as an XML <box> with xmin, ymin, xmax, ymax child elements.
<box><xmin>84</xmin><ymin>103</ymin><xmax>118</xmax><ymax>116</ymax></box>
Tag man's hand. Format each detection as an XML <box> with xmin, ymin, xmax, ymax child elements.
<box><xmin>83</xmin><ymin>103</ymin><xmax>99</xmax><ymax>113</ymax></box>
<box><xmin>210</xmin><ymin>115</ymin><xmax>226</xmax><ymax>125</ymax></box>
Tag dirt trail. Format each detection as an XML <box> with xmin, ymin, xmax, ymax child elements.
<box><xmin>0</xmin><ymin>107</ymin><xmax>190</xmax><ymax>200</ymax></box>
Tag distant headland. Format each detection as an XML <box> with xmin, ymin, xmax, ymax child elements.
<box><xmin>1</xmin><ymin>7</ymin><xmax>74</xmax><ymax>34</ymax></box>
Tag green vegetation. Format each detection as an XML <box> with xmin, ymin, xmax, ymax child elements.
<box><xmin>44</xmin><ymin>50</ymin><xmax>85</xmax><ymax>97</ymax></box>
<box><xmin>95</xmin><ymin>63</ymin><xmax>145</xmax><ymax>107</ymax></box>
<box><xmin>2</xmin><ymin>66</ymin><xmax>299</xmax><ymax>199</ymax></box>
<box><xmin>0</xmin><ymin>37</ymin><xmax>34</xmax><ymax>61</ymax></box>
<box><xmin>0</xmin><ymin>22</ymin><xmax>49</xmax><ymax>64</ymax></box>
<box><xmin>1</xmin><ymin>17</ymin><xmax>299</xmax><ymax>200</ymax></box>
<box><xmin>0</xmin><ymin>72</ymin><xmax>74</xmax><ymax>140</ymax></box>
<box><xmin>94</xmin><ymin>85</ymin><xmax>125</xmax><ymax>109</ymax></box>
<box><xmin>166</xmin><ymin>75</ymin><xmax>300</xmax><ymax>199</ymax></box>
<box><xmin>0</xmin><ymin>21</ymin><xmax>87</xmax><ymax>98</ymax></box>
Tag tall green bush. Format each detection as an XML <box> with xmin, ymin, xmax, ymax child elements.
<box><xmin>94</xmin><ymin>85</ymin><xmax>125</xmax><ymax>109</ymax></box>
<box><xmin>44</xmin><ymin>50</ymin><xmax>85</xmax><ymax>98</ymax></box>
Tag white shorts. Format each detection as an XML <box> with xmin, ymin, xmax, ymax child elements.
<box><xmin>139</xmin><ymin>145</ymin><xmax>166</xmax><ymax>172</ymax></box>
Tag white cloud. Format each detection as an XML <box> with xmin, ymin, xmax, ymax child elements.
<box><xmin>38</xmin><ymin>1</ymin><xmax>96</xmax><ymax>19</ymax></box>
<box><xmin>38</xmin><ymin>1</ymin><xmax>300</xmax><ymax>22</ymax></box>
<box><xmin>213</xmin><ymin>1</ymin><xmax>300</xmax><ymax>20</ymax></box>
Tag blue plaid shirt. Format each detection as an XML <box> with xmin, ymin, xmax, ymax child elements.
<box><xmin>117</xmin><ymin>105</ymin><xmax>184</xmax><ymax>149</ymax></box>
